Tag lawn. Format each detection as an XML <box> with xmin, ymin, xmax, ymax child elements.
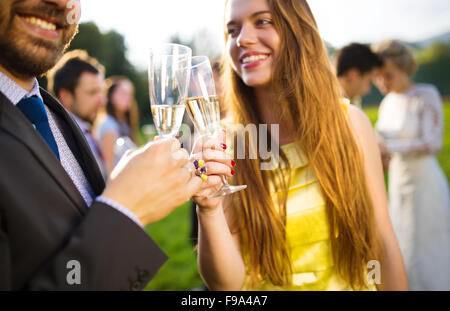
<box><xmin>144</xmin><ymin>201</ymin><xmax>204</xmax><ymax>291</ymax></box>
<box><xmin>143</xmin><ymin>101</ymin><xmax>449</xmax><ymax>291</ymax></box>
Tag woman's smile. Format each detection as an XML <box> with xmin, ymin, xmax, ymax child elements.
<box><xmin>240</xmin><ymin>51</ymin><xmax>271</xmax><ymax>69</ymax></box>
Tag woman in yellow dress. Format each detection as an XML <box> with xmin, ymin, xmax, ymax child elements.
<box><xmin>191</xmin><ymin>0</ymin><xmax>408</xmax><ymax>290</ymax></box>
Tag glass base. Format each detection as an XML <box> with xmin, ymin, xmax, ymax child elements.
<box><xmin>208</xmin><ymin>184</ymin><xmax>247</xmax><ymax>199</ymax></box>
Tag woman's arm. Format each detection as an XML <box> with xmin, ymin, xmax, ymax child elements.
<box><xmin>191</xmin><ymin>136</ymin><xmax>246</xmax><ymax>290</ymax></box>
<box><xmin>348</xmin><ymin>106</ymin><xmax>409</xmax><ymax>291</ymax></box>
<box><xmin>196</xmin><ymin>197</ymin><xmax>246</xmax><ymax>290</ymax></box>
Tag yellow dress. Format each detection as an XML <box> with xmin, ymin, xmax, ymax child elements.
<box><xmin>241</xmin><ymin>102</ymin><xmax>377</xmax><ymax>291</ymax></box>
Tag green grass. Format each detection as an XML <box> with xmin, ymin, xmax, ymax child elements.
<box><xmin>143</xmin><ymin>201</ymin><xmax>204</xmax><ymax>291</ymax></box>
<box><xmin>142</xmin><ymin>102</ymin><xmax>450</xmax><ymax>291</ymax></box>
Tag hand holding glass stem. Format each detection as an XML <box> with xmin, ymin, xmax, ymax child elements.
<box><xmin>184</xmin><ymin>56</ymin><xmax>247</xmax><ymax>198</ymax></box>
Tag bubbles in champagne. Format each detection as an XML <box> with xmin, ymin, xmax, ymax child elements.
<box><xmin>151</xmin><ymin>105</ymin><xmax>186</xmax><ymax>138</ymax></box>
<box><xmin>185</xmin><ymin>95</ymin><xmax>221</xmax><ymax>136</ymax></box>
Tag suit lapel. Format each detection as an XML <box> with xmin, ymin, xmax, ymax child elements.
<box><xmin>0</xmin><ymin>90</ymin><xmax>103</xmax><ymax>214</ymax></box>
<box><xmin>40</xmin><ymin>89</ymin><xmax>105</xmax><ymax>196</ymax></box>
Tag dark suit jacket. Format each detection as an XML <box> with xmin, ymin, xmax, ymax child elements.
<box><xmin>0</xmin><ymin>88</ymin><xmax>167</xmax><ymax>290</ymax></box>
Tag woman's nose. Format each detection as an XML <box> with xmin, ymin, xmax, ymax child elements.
<box><xmin>236</xmin><ymin>24</ymin><xmax>258</xmax><ymax>48</ymax></box>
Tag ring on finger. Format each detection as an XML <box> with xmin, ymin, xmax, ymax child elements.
<box><xmin>194</xmin><ymin>159</ymin><xmax>205</xmax><ymax>169</ymax></box>
<box><xmin>193</xmin><ymin>159</ymin><xmax>208</xmax><ymax>182</ymax></box>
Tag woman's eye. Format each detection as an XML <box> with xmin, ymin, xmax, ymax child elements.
<box><xmin>227</xmin><ymin>28</ymin><xmax>239</xmax><ymax>37</ymax></box>
<box><xmin>257</xmin><ymin>19</ymin><xmax>272</xmax><ymax>26</ymax></box>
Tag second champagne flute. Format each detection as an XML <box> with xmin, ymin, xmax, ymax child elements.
<box><xmin>148</xmin><ymin>43</ymin><xmax>192</xmax><ymax>139</ymax></box>
<box><xmin>185</xmin><ymin>56</ymin><xmax>247</xmax><ymax>198</ymax></box>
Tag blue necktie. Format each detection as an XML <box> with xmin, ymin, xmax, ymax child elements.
<box><xmin>17</xmin><ymin>96</ymin><xmax>60</xmax><ymax>160</ymax></box>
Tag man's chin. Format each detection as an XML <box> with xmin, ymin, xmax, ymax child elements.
<box><xmin>0</xmin><ymin>44</ymin><xmax>61</xmax><ymax>79</ymax></box>
<box><xmin>0</xmin><ymin>25</ymin><xmax>77</xmax><ymax>78</ymax></box>
<box><xmin>81</xmin><ymin>115</ymin><xmax>96</xmax><ymax>125</ymax></box>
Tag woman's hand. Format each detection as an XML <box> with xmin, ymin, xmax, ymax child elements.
<box><xmin>190</xmin><ymin>134</ymin><xmax>235</xmax><ymax>212</ymax></box>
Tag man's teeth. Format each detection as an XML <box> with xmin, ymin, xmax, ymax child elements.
<box><xmin>23</xmin><ymin>16</ymin><xmax>57</xmax><ymax>31</ymax></box>
<box><xmin>242</xmin><ymin>55</ymin><xmax>268</xmax><ymax>64</ymax></box>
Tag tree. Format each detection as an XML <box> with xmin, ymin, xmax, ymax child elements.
<box><xmin>169</xmin><ymin>28</ymin><xmax>223</xmax><ymax>61</ymax></box>
<box><xmin>46</xmin><ymin>22</ymin><xmax>153</xmax><ymax>125</ymax></box>
<box><xmin>414</xmin><ymin>42</ymin><xmax>450</xmax><ymax>96</ymax></box>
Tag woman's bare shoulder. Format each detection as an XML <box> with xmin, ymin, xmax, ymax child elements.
<box><xmin>347</xmin><ymin>105</ymin><xmax>373</xmax><ymax>135</ymax></box>
<box><xmin>346</xmin><ymin>105</ymin><xmax>380</xmax><ymax>158</ymax></box>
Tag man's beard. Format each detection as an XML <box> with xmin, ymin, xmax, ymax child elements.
<box><xmin>0</xmin><ymin>32</ymin><xmax>77</xmax><ymax>78</ymax></box>
<box><xmin>0</xmin><ymin>1</ymin><xmax>79</xmax><ymax>78</ymax></box>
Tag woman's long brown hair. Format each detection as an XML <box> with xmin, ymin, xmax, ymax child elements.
<box><xmin>223</xmin><ymin>0</ymin><xmax>383</xmax><ymax>289</ymax></box>
<box><xmin>104</xmin><ymin>76</ymin><xmax>141</xmax><ymax>145</ymax></box>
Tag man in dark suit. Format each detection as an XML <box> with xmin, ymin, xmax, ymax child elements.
<box><xmin>0</xmin><ymin>0</ymin><xmax>202</xmax><ymax>290</ymax></box>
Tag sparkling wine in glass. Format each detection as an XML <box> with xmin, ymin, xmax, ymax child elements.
<box><xmin>185</xmin><ymin>56</ymin><xmax>247</xmax><ymax>198</ymax></box>
<box><xmin>149</xmin><ymin>43</ymin><xmax>192</xmax><ymax>138</ymax></box>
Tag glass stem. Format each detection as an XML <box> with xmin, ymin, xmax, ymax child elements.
<box><xmin>221</xmin><ymin>175</ymin><xmax>229</xmax><ymax>186</ymax></box>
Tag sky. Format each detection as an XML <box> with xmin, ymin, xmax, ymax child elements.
<box><xmin>79</xmin><ymin>0</ymin><xmax>450</xmax><ymax>70</ymax></box>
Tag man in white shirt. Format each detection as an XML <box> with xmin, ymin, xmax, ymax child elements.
<box><xmin>47</xmin><ymin>49</ymin><xmax>108</xmax><ymax>180</ymax></box>
<box><xmin>334</xmin><ymin>43</ymin><xmax>383</xmax><ymax>109</ymax></box>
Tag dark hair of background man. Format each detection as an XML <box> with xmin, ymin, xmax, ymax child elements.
<box><xmin>47</xmin><ymin>50</ymin><xmax>105</xmax><ymax>97</ymax></box>
<box><xmin>336</xmin><ymin>43</ymin><xmax>383</xmax><ymax>77</ymax></box>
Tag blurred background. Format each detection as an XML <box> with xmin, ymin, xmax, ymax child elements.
<box><xmin>39</xmin><ymin>0</ymin><xmax>450</xmax><ymax>290</ymax></box>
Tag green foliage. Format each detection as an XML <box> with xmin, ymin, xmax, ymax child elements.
<box><xmin>438</xmin><ymin>102</ymin><xmax>450</xmax><ymax>181</ymax></box>
<box><xmin>69</xmin><ymin>23</ymin><xmax>131</xmax><ymax>79</ymax></box>
<box><xmin>362</xmin><ymin>40</ymin><xmax>450</xmax><ymax>105</ymax></box>
<box><xmin>417</xmin><ymin>42</ymin><xmax>450</xmax><ymax>64</ymax></box>
<box><xmin>169</xmin><ymin>29</ymin><xmax>223</xmax><ymax>61</ymax></box>
<box><xmin>362</xmin><ymin>84</ymin><xmax>384</xmax><ymax>107</ymax></box>
<box><xmin>65</xmin><ymin>22</ymin><xmax>153</xmax><ymax>125</ymax></box>
<box><xmin>414</xmin><ymin>42</ymin><xmax>450</xmax><ymax>96</ymax></box>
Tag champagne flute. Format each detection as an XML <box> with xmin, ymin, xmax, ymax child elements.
<box><xmin>185</xmin><ymin>56</ymin><xmax>247</xmax><ymax>198</ymax></box>
<box><xmin>149</xmin><ymin>43</ymin><xmax>192</xmax><ymax>138</ymax></box>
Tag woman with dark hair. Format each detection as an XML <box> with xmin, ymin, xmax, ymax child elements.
<box><xmin>190</xmin><ymin>0</ymin><xmax>408</xmax><ymax>291</ymax></box>
<box><xmin>95</xmin><ymin>76</ymin><xmax>140</xmax><ymax>175</ymax></box>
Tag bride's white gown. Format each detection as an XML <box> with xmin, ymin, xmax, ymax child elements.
<box><xmin>376</xmin><ymin>84</ymin><xmax>450</xmax><ymax>291</ymax></box>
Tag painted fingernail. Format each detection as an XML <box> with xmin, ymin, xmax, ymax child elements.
<box><xmin>231</xmin><ymin>160</ymin><xmax>236</xmax><ymax>167</ymax></box>
<box><xmin>200</xmin><ymin>166</ymin><xmax>207</xmax><ymax>174</ymax></box>
<box><xmin>194</xmin><ymin>160</ymin><xmax>199</xmax><ymax>169</ymax></box>
<box><xmin>220</xmin><ymin>143</ymin><xmax>227</xmax><ymax>150</ymax></box>
<box><xmin>200</xmin><ymin>174</ymin><xmax>208</xmax><ymax>182</ymax></box>
<box><xmin>231</xmin><ymin>170</ymin><xmax>235</xmax><ymax>176</ymax></box>
<box><xmin>198</xmin><ymin>159</ymin><xmax>205</xmax><ymax>167</ymax></box>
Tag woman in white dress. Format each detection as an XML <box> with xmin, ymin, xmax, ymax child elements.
<box><xmin>373</xmin><ymin>39</ymin><xmax>450</xmax><ymax>290</ymax></box>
